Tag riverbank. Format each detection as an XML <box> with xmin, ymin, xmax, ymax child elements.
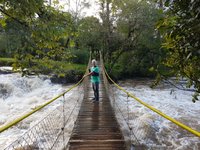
<box><xmin>0</xmin><ymin>59</ymin><xmax>86</xmax><ymax>84</ymax></box>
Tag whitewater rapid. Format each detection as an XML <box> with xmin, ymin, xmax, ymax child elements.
<box><xmin>0</xmin><ymin>70</ymin><xmax>78</xmax><ymax>148</ymax></box>
<box><xmin>0</xmin><ymin>69</ymin><xmax>199</xmax><ymax>149</ymax></box>
<box><xmin>114</xmin><ymin>79</ymin><xmax>200</xmax><ymax>150</ymax></box>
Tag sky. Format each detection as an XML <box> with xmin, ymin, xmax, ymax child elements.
<box><xmin>58</xmin><ymin>0</ymin><xmax>100</xmax><ymax>17</ymax></box>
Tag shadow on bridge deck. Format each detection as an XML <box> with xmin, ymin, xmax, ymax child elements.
<box><xmin>68</xmin><ymin>79</ymin><xmax>126</xmax><ymax>150</ymax></box>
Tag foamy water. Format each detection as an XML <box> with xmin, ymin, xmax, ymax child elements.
<box><xmin>1</xmin><ymin>68</ymin><xmax>199</xmax><ymax>149</ymax></box>
<box><xmin>0</xmin><ymin>69</ymin><xmax>80</xmax><ymax>148</ymax></box>
<box><xmin>114</xmin><ymin>79</ymin><xmax>200</xmax><ymax>150</ymax></box>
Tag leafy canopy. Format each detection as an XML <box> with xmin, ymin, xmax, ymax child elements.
<box><xmin>157</xmin><ymin>0</ymin><xmax>200</xmax><ymax>102</ymax></box>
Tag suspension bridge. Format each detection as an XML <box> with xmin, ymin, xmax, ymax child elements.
<box><xmin>0</xmin><ymin>54</ymin><xmax>200</xmax><ymax>150</ymax></box>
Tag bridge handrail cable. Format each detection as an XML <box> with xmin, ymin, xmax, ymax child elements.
<box><xmin>0</xmin><ymin>52</ymin><xmax>92</xmax><ymax>134</ymax></box>
<box><xmin>101</xmin><ymin>61</ymin><xmax>200</xmax><ymax>137</ymax></box>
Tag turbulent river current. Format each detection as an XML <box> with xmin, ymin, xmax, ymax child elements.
<box><xmin>0</xmin><ymin>69</ymin><xmax>77</xmax><ymax>148</ymax></box>
<box><xmin>0</xmin><ymin>68</ymin><xmax>199</xmax><ymax>149</ymax></box>
<box><xmin>114</xmin><ymin>79</ymin><xmax>200</xmax><ymax>150</ymax></box>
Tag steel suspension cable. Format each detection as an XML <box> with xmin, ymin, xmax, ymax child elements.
<box><xmin>0</xmin><ymin>52</ymin><xmax>92</xmax><ymax>134</ymax></box>
<box><xmin>112</xmin><ymin>87</ymin><xmax>140</xmax><ymax>144</ymax></box>
<box><xmin>102</xmin><ymin>64</ymin><xmax>200</xmax><ymax>137</ymax></box>
<box><xmin>0</xmin><ymin>78</ymin><xmax>84</xmax><ymax>133</ymax></box>
<box><xmin>100</xmin><ymin>54</ymin><xmax>140</xmax><ymax>145</ymax></box>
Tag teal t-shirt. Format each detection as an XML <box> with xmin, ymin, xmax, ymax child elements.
<box><xmin>90</xmin><ymin>66</ymin><xmax>100</xmax><ymax>83</ymax></box>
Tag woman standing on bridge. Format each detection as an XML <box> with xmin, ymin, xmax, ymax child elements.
<box><xmin>83</xmin><ymin>59</ymin><xmax>100</xmax><ymax>102</ymax></box>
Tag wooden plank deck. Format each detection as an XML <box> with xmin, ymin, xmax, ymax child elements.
<box><xmin>68</xmin><ymin>79</ymin><xmax>126</xmax><ymax>150</ymax></box>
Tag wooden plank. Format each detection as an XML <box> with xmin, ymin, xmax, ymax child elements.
<box><xmin>68</xmin><ymin>79</ymin><xmax>126</xmax><ymax>150</ymax></box>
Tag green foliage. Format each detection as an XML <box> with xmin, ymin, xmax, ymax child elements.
<box><xmin>109</xmin><ymin>63</ymin><xmax>124</xmax><ymax>80</ymax></box>
<box><xmin>101</xmin><ymin>0</ymin><xmax>164</xmax><ymax>78</ymax></box>
<box><xmin>69</xmin><ymin>49</ymin><xmax>90</xmax><ymax>64</ymax></box>
<box><xmin>76</xmin><ymin>16</ymin><xmax>102</xmax><ymax>52</ymax></box>
<box><xmin>1</xmin><ymin>57</ymin><xmax>86</xmax><ymax>83</ymax></box>
<box><xmin>0</xmin><ymin>34</ymin><xmax>8</xmax><ymax>56</ymax></box>
<box><xmin>111</xmin><ymin>49</ymin><xmax>159</xmax><ymax>79</ymax></box>
<box><xmin>0</xmin><ymin>0</ymin><xmax>75</xmax><ymax>73</ymax></box>
<box><xmin>11</xmin><ymin>57</ymin><xmax>86</xmax><ymax>78</ymax></box>
<box><xmin>0</xmin><ymin>57</ymin><xmax>15</xmax><ymax>66</ymax></box>
<box><xmin>0</xmin><ymin>0</ymin><xmax>93</xmax><ymax>81</ymax></box>
<box><xmin>34</xmin><ymin>59</ymin><xmax>86</xmax><ymax>75</ymax></box>
<box><xmin>157</xmin><ymin>0</ymin><xmax>200</xmax><ymax>102</ymax></box>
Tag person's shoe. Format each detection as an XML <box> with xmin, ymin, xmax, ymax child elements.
<box><xmin>92</xmin><ymin>99</ymin><xmax>98</xmax><ymax>102</ymax></box>
<box><xmin>94</xmin><ymin>100</ymin><xmax>99</xmax><ymax>103</ymax></box>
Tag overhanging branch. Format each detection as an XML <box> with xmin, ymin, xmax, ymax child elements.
<box><xmin>0</xmin><ymin>6</ymin><xmax>29</xmax><ymax>28</ymax></box>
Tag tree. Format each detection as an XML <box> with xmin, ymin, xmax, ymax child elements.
<box><xmin>98</xmin><ymin>0</ymin><xmax>163</xmax><ymax>73</ymax></box>
<box><xmin>157</xmin><ymin>0</ymin><xmax>200</xmax><ymax>102</ymax></box>
<box><xmin>0</xmin><ymin>0</ymin><xmax>74</xmax><ymax>74</ymax></box>
<box><xmin>98</xmin><ymin>0</ymin><xmax>114</xmax><ymax>62</ymax></box>
<box><xmin>77</xmin><ymin>16</ymin><xmax>102</xmax><ymax>51</ymax></box>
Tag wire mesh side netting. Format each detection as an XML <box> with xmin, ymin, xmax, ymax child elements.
<box><xmin>101</xmin><ymin>65</ymin><xmax>198</xmax><ymax>150</ymax></box>
<box><xmin>4</xmin><ymin>84</ymin><xmax>84</xmax><ymax>150</ymax></box>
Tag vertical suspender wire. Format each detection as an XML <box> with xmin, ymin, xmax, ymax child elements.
<box><xmin>62</xmin><ymin>94</ymin><xmax>65</xmax><ymax>149</ymax></box>
<box><xmin>127</xmin><ymin>92</ymin><xmax>140</xmax><ymax>147</ymax></box>
<box><xmin>127</xmin><ymin>94</ymin><xmax>131</xmax><ymax>146</ymax></box>
<box><xmin>127</xmin><ymin>94</ymin><xmax>136</xmax><ymax>150</ymax></box>
<box><xmin>112</xmin><ymin>85</ymin><xmax>116</xmax><ymax>113</ymax></box>
<box><xmin>127</xmin><ymin>94</ymin><xmax>130</xmax><ymax>129</ymax></box>
<box><xmin>64</xmin><ymin>86</ymin><xmax>84</xmax><ymax>149</ymax></box>
<box><xmin>100</xmin><ymin>52</ymin><xmax>139</xmax><ymax>146</ymax></box>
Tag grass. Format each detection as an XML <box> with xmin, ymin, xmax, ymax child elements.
<box><xmin>0</xmin><ymin>58</ymin><xmax>15</xmax><ymax>66</ymax></box>
<box><xmin>35</xmin><ymin>59</ymin><xmax>87</xmax><ymax>74</ymax></box>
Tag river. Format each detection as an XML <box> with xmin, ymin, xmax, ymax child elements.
<box><xmin>0</xmin><ymin>70</ymin><xmax>199</xmax><ymax>149</ymax></box>
<box><xmin>114</xmin><ymin>79</ymin><xmax>200</xmax><ymax>150</ymax></box>
<box><xmin>0</xmin><ymin>68</ymin><xmax>80</xmax><ymax>149</ymax></box>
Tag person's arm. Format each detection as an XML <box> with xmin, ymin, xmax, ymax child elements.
<box><xmin>83</xmin><ymin>67</ymin><xmax>99</xmax><ymax>78</ymax></box>
<box><xmin>91</xmin><ymin>71</ymin><xmax>99</xmax><ymax>76</ymax></box>
<box><xmin>83</xmin><ymin>71</ymin><xmax>93</xmax><ymax>78</ymax></box>
<box><xmin>92</xmin><ymin>67</ymin><xmax>99</xmax><ymax>76</ymax></box>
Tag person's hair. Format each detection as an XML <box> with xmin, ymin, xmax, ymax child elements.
<box><xmin>92</xmin><ymin>59</ymin><xmax>97</xmax><ymax>66</ymax></box>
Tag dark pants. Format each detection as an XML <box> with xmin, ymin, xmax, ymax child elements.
<box><xmin>92</xmin><ymin>82</ymin><xmax>99</xmax><ymax>101</ymax></box>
